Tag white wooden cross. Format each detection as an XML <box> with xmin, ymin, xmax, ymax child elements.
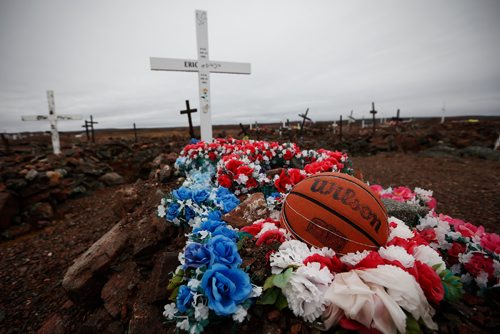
<box><xmin>150</xmin><ymin>10</ymin><xmax>251</xmax><ymax>142</ymax></box>
<box><xmin>21</xmin><ymin>90</ymin><xmax>82</xmax><ymax>155</ymax></box>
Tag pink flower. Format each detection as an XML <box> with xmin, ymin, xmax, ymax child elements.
<box><xmin>419</xmin><ymin>228</ymin><xmax>437</xmax><ymax>243</ymax></box>
<box><xmin>369</xmin><ymin>184</ymin><xmax>384</xmax><ymax>195</ymax></box>
<box><xmin>454</xmin><ymin>223</ymin><xmax>484</xmax><ymax>238</ymax></box>
<box><xmin>392</xmin><ymin>186</ymin><xmax>415</xmax><ymax>201</ymax></box>
<box><xmin>480</xmin><ymin>233</ymin><xmax>500</xmax><ymax>254</ymax></box>
<box><xmin>426</xmin><ymin>197</ymin><xmax>437</xmax><ymax>210</ymax></box>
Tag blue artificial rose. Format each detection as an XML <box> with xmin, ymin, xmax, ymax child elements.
<box><xmin>201</xmin><ymin>264</ymin><xmax>252</xmax><ymax>316</ymax></box>
<box><xmin>194</xmin><ymin>219</ymin><xmax>225</xmax><ymax>233</ymax></box>
<box><xmin>217</xmin><ymin>194</ymin><xmax>240</xmax><ymax>213</ymax></box>
<box><xmin>184</xmin><ymin>242</ymin><xmax>213</xmax><ymax>268</ymax></box>
<box><xmin>192</xmin><ymin>188</ymin><xmax>210</xmax><ymax>204</ymax></box>
<box><xmin>212</xmin><ymin>226</ymin><xmax>238</xmax><ymax>242</ymax></box>
<box><xmin>207</xmin><ymin>210</ymin><xmax>222</xmax><ymax>221</ymax></box>
<box><xmin>166</xmin><ymin>202</ymin><xmax>180</xmax><ymax>221</ymax></box>
<box><xmin>184</xmin><ymin>206</ymin><xmax>195</xmax><ymax>222</ymax></box>
<box><xmin>176</xmin><ymin>285</ymin><xmax>193</xmax><ymax>313</ymax></box>
<box><xmin>173</xmin><ymin>187</ymin><xmax>193</xmax><ymax>201</ymax></box>
<box><xmin>216</xmin><ymin>186</ymin><xmax>232</xmax><ymax>197</ymax></box>
<box><xmin>207</xmin><ymin>235</ymin><xmax>242</xmax><ymax>268</ymax></box>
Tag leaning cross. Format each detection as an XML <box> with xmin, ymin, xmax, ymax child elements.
<box><xmin>150</xmin><ymin>10</ymin><xmax>251</xmax><ymax>142</ymax></box>
<box><xmin>180</xmin><ymin>100</ymin><xmax>198</xmax><ymax>139</ymax></box>
<box><xmin>22</xmin><ymin>90</ymin><xmax>82</xmax><ymax>154</ymax></box>
<box><xmin>370</xmin><ymin>102</ymin><xmax>377</xmax><ymax>135</ymax></box>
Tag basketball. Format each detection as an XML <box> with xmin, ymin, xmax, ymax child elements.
<box><xmin>280</xmin><ymin>172</ymin><xmax>389</xmax><ymax>255</ymax></box>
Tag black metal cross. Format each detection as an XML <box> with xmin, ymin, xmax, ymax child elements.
<box><xmin>392</xmin><ymin>109</ymin><xmax>401</xmax><ymax>125</ymax></box>
<box><xmin>299</xmin><ymin>108</ymin><xmax>311</xmax><ymax>135</ymax></box>
<box><xmin>133</xmin><ymin>123</ymin><xmax>138</xmax><ymax>143</ymax></box>
<box><xmin>82</xmin><ymin>120</ymin><xmax>90</xmax><ymax>141</ymax></box>
<box><xmin>370</xmin><ymin>102</ymin><xmax>377</xmax><ymax>135</ymax></box>
<box><xmin>88</xmin><ymin>115</ymin><xmax>98</xmax><ymax>143</ymax></box>
<box><xmin>238</xmin><ymin>123</ymin><xmax>249</xmax><ymax>137</ymax></box>
<box><xmin>180</xmin><ymin>100</ymin><xmax>197</xmax><ymax>139</ymax></box>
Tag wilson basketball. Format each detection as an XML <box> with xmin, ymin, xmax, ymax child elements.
<box><xmin>280</xmin><ymin>172</ymin><xmax>389</xmax><ymax>255</ymax></box>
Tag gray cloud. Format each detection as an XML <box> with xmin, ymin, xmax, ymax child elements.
<box><xmin>1</xmin><ymin>0</ymin><xmax>499</xmax><ymax>133</ymax></box>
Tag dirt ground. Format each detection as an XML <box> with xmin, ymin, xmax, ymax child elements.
<box><xmin>0</xmin><ymin>151</ymin><xmax>498</xmax><ymax>333</ymax></box>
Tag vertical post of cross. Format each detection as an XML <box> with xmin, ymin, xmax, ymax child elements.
<box><xmin>180</xmin><ymin>100</ymin><xmax>198</xmax><ymax>139</ymax></box>
<box><xmin>88</xmin><ymin>115</ymin><xmax>98</xmax><ymax>143</ymax></box>
<box><xmin>82</xmin><ymin>120</ymin><xmax>90</xmax><ymax>142</ymax></box>
<box><xmin>339</xmin><ymin>115</ymin><xmax>343</xmax><ymax>142</ymax></box>
<box><xmin>133</xmin><ymin>123</ymin><xmax>138</xmax><ymax>143</ymax></box>
<box><xmin>370</xmin><ymin>102</ymin><xmax>377</xmax><ymax>135</ymax></box>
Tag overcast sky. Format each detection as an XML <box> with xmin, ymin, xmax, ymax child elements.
<box><xmin>1</xmin><ymin>0</ymin><xmax>499</xmax><ymax>133</ymax></box>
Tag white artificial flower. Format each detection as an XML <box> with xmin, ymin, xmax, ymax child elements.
<box><xmin>461</xmin><ymin>273</ymin><xmax>473</xmax><ymax>285</ymax></box>
<box><xmin>177</xmin><ymin>318</ymin><xmax>190</xmax><ymax>331</ymax></box>
<box><xmin>198</xmin><ymin>230</ymin><xmax>210</xmax><ymax>240</ymax></box>
<box><xmin>236</xmin><ymin>173</ymin><xmax>249</xmax><ymax>185</ymax></box>
<box><xmin>311</xmin><ymin>246</ymin><xmax>335</xmax><ymax>258</ymax></box>
<box><xmin>157</xmin><ymin>204</ymin><xmax>166</xmax><ymax>218</ymax></box>
<box><xmin>388</xmin><ymin>217</ymin><xmax>414</xmax><ymax>241</ymax></box>
<box><xmin>250</xmin><ymin>285</ymin><xmax>263</xmax><ymax>298</ymax></box>
<box><xmin>187</xmin><ymin>279</ymin><xmax>201</xmax><ymax>291</ymax></box>
<box><xmin>194</xmin><ymin>303</ymin><xmax>209</xmax><ymax>321</ymax></box>
<box><xmin>458</xmin><ymin>252</ymin><xmax>474</xmax><ymax>264</ymax></box>
<box><xmin>255</xmin><ymin>222</ymin><xmax>279</xmax><ymax>238</ymax></box>
<box><xmin>163</xmin><ymin>303</ymin><xmax>178</xmax><ymax>320</ymax></box>
<box><xmin>414</xmin><ymin>187</ymin><xmax>433</xmax><ymax>200</ymax></box>
<box><xmin>493</xmin><ymin>259</ymin><xmax>500</xmax><ymax>277</ymax></box>
<box><xmin>178</xmin><ymin>252</ymin><xmax>186</xmax><ymax>266</ymax></box>
<box><xmin>270</xmin><ymin>240</ymin><xmax>312</xmax><ymax>274</ymax></box>
<box><xmin>450</xmin><ymin>263</ymin><xmax>462</xmax><ymax>275</ymax></box>
<box><xmin>379</xmin><ymin>246</ymin><xmax>415</xmax><ymax>268</ymax></box>
<box><xmin>475</xmin><ymin>271</ymin><xmax>489</xmax><ymax>289</ymax></box>
<box><xmin>340</xmin><ymin>250</ymin><xmax>370</xmax><ymax>266</ymax></box>
<box><xmin>412</xmin><ymin>245</ymin><xmax>446</xmax><ymax>273</ymax></box>
<box><xmin>416</xmin><ymin>214</ymin><xmax>441</xmax><ymax>230</ymax></box>
<box><xmin>232</xmin><ymin>305</ymin><xmax>248</xmax><ymax>323</ymax></box>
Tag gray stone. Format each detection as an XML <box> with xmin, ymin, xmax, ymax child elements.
<box><xmin>459</xmin><ymin>146</ymin><xmax>500</xmax><ymax>161</ymax></box>
<box><xmin>99</xmin><ymin>172</ymin><xmax>125</xmax><ymax>186</ymax></box>
<box><xmin>418</xmin><ymin>144</ymin><xmax>458</xmax><ymax>158</ymax></box>
<box><xmin>382</xmin><ymin>198</ymin><xmax>430</xmax><ymax>226</ymax></box>
<box><xmin>62</xmin><ymin>221</ymin><xmax>129</xmax><ymax>304</ymax></box>
<box><xmin>25</xmin><ymin>169</ymin><xmax>39</xmax><ymax>181</ymax></box>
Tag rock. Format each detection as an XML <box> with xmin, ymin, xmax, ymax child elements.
<box><xmin>154</xmin><ymin>165</ymin><xmax>174</xmax><ymax>183</ymax></box>
<box><xmin>418</xmin><ymin>144</ymin><xmax>458</xmax><ymax>158</ymax></box>
<box><xmin>142</xmin><ymin>251</ymin><xmax>179</xmax><ymax>303</ymax></box>
<box><xmin>0</xmin><ymin>192</ymin><xmax>20</xmax><ymax>229</ymax></box>
<box><xmin>31</xmin><ymin>202</ymin><xmax>54</xmax><ymax>220</ymax></box>
<box><xmin>128</xmin><ymin>302</ymin><xmax>169</xmax><ymax>334</ymax></box>
<box><xmin>79</xmin><ymin>307</ymin><xmax>113</xmax><ymax>333</ymax></box>
<box><xmin>1</xmin><ymin>223</ymin><xmax>31</xmax><ymax>239</ymax></box>
<box><xmin>36</xmin><ymin>313</ymin><xmax>65</xmax><ymax>334</ymax></box>
<box><xmin>112</xmin><ymin>186</ymin><xmax>140</xmax><ymax>217</ymax></box>
<box><xmin>99</xmin><ymin>172</ymin><xmax>126</xmax><ymax>186</ymax></box>
<box><xmin>382</xmin><ymin>198</ymin><xmax>430</xmax><ymax>226</ymax></box>
<box><xmin>101</xmin><ymin>262</ymin><xmax>138</xmax><ymax>318</ymax></box>
<box><xmin>459</xmin><ymin>146</ymin><xmax>500</xmax><ymax>161</ymax></box>
<box><xmin>222</xmin><ymin>192</ymin><xmax>269</xmax><ymax>228</ymax></box>
<box><xmin>25</xmin><ymin>169</ymin><xmax>39</xmax><ymax>181</ymax></box>
<box><xmin>131</xmin><ymin>215</ymin><xmax>170</xmax><ymax>258</ymax></box>
<box><xmin>62</xmin><ymin>221</ymin><xmax>129</xmax><ymax>304</ymax></box>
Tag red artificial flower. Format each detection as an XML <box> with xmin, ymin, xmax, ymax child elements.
<box><xmin>241</xmin><ymin>222</ymin><xmax>264</xmax><ymax>236</ymax></box>
<box><xmin>236</xmin><ymin>165</ymin><xmax>253</xmax><ymax>176</ymax></box>
<box><xmin>447</xmin><ymin>242</ymin><xmax>466</xmax><ymax>264</ymax></box>
<box><xmin>288</xmin><ymin>168</ymin><xmax>305</xmax><ymax>184</ymax></box>
<box><xmin>463</xmin><ymin>253</ymin><xmax>495</xmax><ymax>280</ymax></box>
<box><xmin>419</xmin><ymin>228</ymin><xmax>437</xmax><ymax>243</ymax></box>
<box><xmin>246</xmin><ymin>178</ymin><xmax>258</xmax><ymax>189</ymax></box>
<box><xmin>454</xmin><ymin>223</ymin><xmax>484</xmax><ymax>239</ymax></box>
<box><xmin>274</xmin><ymin>169</ymin><xmax>292</xmax><ymax>193</ymax></box>
<box><xmin>392</xmin><ymin>186</ymin><xmax>415</xmax><ymax>201</ymax></box>
<box><xmin>283</xmin><ymin>150</ymin><xmax>294</xmax><ymax>160</ymax></box>
<box><xmin>339</xmin><ymin>317</ymin><xmax>381</xmax><ymax>334</ymax></box>
<box><xmin>208</xmin><ymin>151</ymin><xmax>217</xmax><ymax>161</ymax></box>
<box><xmin>217</xmin><ymin>174</ymin><xmax>232</xmax><ymax>188</ymax></box>
<box><xmin>480</xmin><ymin>233</ymin><xmax>500</xmax><ymax>254</ymax></box>
<box><xmin>411</xmin><ymin>260</ymin><xmax>444</xmax><ymax>304</ymax></box>
<box><xmin>261</xmin><ymin>217</ymin><xmax>281</xmax><ymax>227</ymax></box>
<box><xmin>256</xmin><ymin>229</ymin><xmax>286</xmax><ymax>246</ymax></box>
<box><xmin>354</xmin><ymin>251</ymin><xmax>386</xmax><ymax>270</ymax></box>
<box><xmin>426</xmin><ymin>197</ymin><xmax>437</xmax><ymax>210</ymax></box>
<box><xmin>225</xmin><ymin>159</ymin><xmax>244</xmax><ymax>174</ymax></box>
<box><xmin>303</xmin><ymin>254</ymin><xmax>336</xmax><ymax>272</ymax></box>
<box><xmin>387</xmin><ymin>236</ymin><xmax>419</xmax><ymax>254</ymax></box>
<box><xmin>330</xmin><ymin>255</ymin><xmax>348</xmax><ymax>273</ymax></box>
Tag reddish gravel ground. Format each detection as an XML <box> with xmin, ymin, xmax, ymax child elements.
<box><xmin>0</xmin><ymin>152</ymin><xmax>498</xmax><ymax>333</ymax></box>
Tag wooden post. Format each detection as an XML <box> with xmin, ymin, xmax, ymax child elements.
<box><xmin>339</xmin><ymin>115</ymin><xmax>343</xmax><ymax>142</ymax></box>
<box><xmin>238</xmin><ymin>123</ymin><xmax>248</xmax><ymax>137</ymax></box>
<box><xmin>150</xmin><ymin>10</ymin><xmax>251</xmax><ymax>142</ymax></box>
<box><xmin>298</xmin><ymin>108</ymin><xmax>311</xmax><ymax>136</ymax></box>
<box><xmin>82</xmin><ymin>120</ymin><xmax>90</xmax><ymax>141</ymax></box>
<box><xmin>89</xmin><ymin>115</ymin><xmax>98</xmax><ymax>143</ymax></box>
<box><xmin>370</xmin><ymin>102</ymin><xmax>377</xmax><ymax>135</ymax></box>
<box><xmin>180</xmin><ymin>100</ymin><xmax>197</xmax><ymax>138</ymax></box>
<box><xmin>133</xmin><ymin>123</ymin><xmax>138</xmax><ymax>143</ymax></box>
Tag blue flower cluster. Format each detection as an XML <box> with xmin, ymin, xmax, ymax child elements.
<box><xmin>159</xmin><ymin>181</ymin><xmax>240</xmax><ymax>227</ymax></box>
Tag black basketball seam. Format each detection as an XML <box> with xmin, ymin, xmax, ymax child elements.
<box><xmin>287</xmin><ymin>191</ymin><xmax>381</xmax><ymax>247</ymax></box>
<box><xmin>297</xmin><ymin>174</ymin><xmax>386</xmax><ymax>215</ymax></box>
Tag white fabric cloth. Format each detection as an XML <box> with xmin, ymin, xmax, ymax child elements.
<box><xmin>322</xmin><ymin>265</ymin><xmax>437</xmax><ymax>334</ymax></box>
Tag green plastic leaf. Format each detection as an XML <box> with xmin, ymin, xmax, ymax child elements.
<box><xmin>167</xmin><ymin>269</ymin><xmax>185</xmax><ymax>290</ymax></box>
<box><xmin>405</xmin><ymin>313</ymin><xmax>421</xmax><ymax>334</ymax></box>
<box><xmin>257</xmin><ymin>287</ymin><xmax>280</xmax><ymax>305</ymax></box>
<box><xmin>263</xmin><ymin>275</ymin><xmax>276</xmax><ymax>291</ymax></box>
<box><xmin>168</xmin><ymin>285</ymin><xmax>180</xmax><ymax>302</ymax></box>
<box><xmin>275</xmin><ymin>292</ymin><xmax>288</xmax><ymax>310</ymax></box>
<box><xmin>439</xmin><ymin>269</ymin><xmax>463</xmax><ymax>302</ymax></box>
<box><xmin>272</xmin><ymin>267</ymin><xmax>293</xmax><ymax>289</ymax></box>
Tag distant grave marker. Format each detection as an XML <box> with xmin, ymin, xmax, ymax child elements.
<box><xmin>21</xmin><ymin>90</ymin><xmax>82</xmax><ymax>154</ymax></box>
<box><xmin>238</xmin><ymin>123</ymin><xmax>249</xmax><ymax>137</ymax></box>
<box><xmin>298</xmin><ymin>108</ymin><xmax>311</xmax><ymax>135</ymax></box>
<box><xmin>393</xmin><ymin>109</ymin><xmax>401</xmax><ymax>125</ymax></box>
<box><xmin>348</xmin><ymin>110</ymin><xmax>356</xmax><ymax>131</ymax></box>
<box><xmin>370</xmin><ymin>102</ymin><xmax>377</xmax><ymax>135</ymax></box>
<box><xmin>441</xmin><ymin>104</ymin><xmax>446</xmax><ymax>124</ymax></box>
<box><xmin>180</xmin><ymin>100</ymin><xmax>198</xmax><ymax>139</ymax></box>
<box><xmin>133</xmin><ymin>123</ymin><xmax>138</xmax><ymax>143</ymax></box>
<box><xmin>361</xmin><ymin>115</ymin><xmax>366</xmax><ymax>129</ymax></box>
<box><xmin>87</xmin><ymin>115</ymin><xmax>98</xmax><ymax>143</ymax></box>
<box><xmin>339</xmin><ymin>115</ymin><xmax>343</xmax><ymax>142</ymax></box>
<box><xmin>150</xmin><ymin>10</ymin><xmax>251</xmax><ymax>142</ymax></box>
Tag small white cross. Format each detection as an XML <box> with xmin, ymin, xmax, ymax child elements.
<box><xmin>21</xmin><ymin>91</ymin><xmax>82</xmax><ymax>155</ymax></box>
